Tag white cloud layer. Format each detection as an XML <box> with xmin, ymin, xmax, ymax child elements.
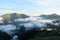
<box><xmin>25</xmin><ymin>0</ymin><xmax>60</xmax><ymax>15</ymax></box>
<box><xmin>26</xmin><ymin>0</ymin><xmax>60</xmax><ymax>8</ymax></box>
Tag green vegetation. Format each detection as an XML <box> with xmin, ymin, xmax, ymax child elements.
<box><xmin>2</xmin><ymin>13</ymin><xmax>29</xmax><ymax>22</ymax></box>
<box><xmin>20</xmin><ymin>29</ymin><xmax>60</xmax><ymax>40</ymax></box>
<box><xmin>3</xmin><ymin>13</ymin><xmax>11</xmax><ymax>21</ymax></box>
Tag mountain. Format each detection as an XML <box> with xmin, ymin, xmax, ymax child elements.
<box><xmin>19</xmin><ymin>14</ymin><xmax>29</xmax><ymax>18</ymax></box>
<box><xmin>39</xmin><ymin>13</ymin><xmax>60</xmax><ymax>20</ymax></box>
<box><xmin>2</xmin><ymin>13</ymin><xmax>29</xmax><ymax>21</ymax></box>
<box><xmin>2</xmin><ymin>13</ymin><xmax>11</xmax><ymax>21</ymax></box>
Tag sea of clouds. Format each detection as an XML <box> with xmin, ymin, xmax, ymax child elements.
<box><xmin>0</xmin><ymin>17</ymin><xmax>57</xmax><ymax>34</ymax></box>
<box><xmin>0</xmin><ymin>17</ymin><xmax>59</xmax><ymax>40</ymax></box>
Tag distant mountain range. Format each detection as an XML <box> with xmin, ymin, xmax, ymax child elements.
<box><xmin>2</xmin><ymin>13</ymin><xmax>60</xmax><ymax>21</ymax></box>
<box><xmin>39</xmin><ymin>14</ymin><xmax>60</xmax><ymax>20</ymax></box>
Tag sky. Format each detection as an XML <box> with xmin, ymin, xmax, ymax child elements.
<box><xmin>0</xmin><ymin>0</ymin><xmax>60</xmax><ymax>16</ymax></box>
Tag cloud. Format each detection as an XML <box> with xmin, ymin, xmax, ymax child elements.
<box><xmin>0</xmin><ymin>9</ymin><xmax>21</xmax><ymax>16</ymax></box>
<box><xmin>24</xmin><ymin>0</ymin><xmax>60</xmax><ymax>15</ymax></box>
<box><xmin>0</xmin><ymin>0</ymin><xmax>60</xmax><ymax>16</ymax></box>
<box><xmin>41</xmin><ymin>9</ymin><xmax>60</xmax><ymax>15</ymax></box>
<box><xmin>26</xmin><ymin>0</ymin><xmax>60</xmax><ymax>8</ymax></box>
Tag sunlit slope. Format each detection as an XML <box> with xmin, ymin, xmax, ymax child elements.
<box><xmin>2</xmin><ymin>13</ymin><xmax>29</xmax><ymax>21</ymax></box>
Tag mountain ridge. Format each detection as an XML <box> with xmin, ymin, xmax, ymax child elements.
<box><xmin>39</xmin><ymin>13</ymin><xmax>60</xmax><ymax>20</ymax></box>
<box><xmin>2</xmin><ymin>13</ymin><xmax>29</xmax><ymax>21</ymax></box>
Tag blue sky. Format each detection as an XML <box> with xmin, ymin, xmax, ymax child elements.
<box><xmin>0</xmin><ymin>0</ymin><xmax>60</xmax><ymax>16</ymax></box>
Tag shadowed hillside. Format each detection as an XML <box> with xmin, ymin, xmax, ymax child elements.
<box><xmin>39</xmin><ymin>13</ymin><xmax>60</xmax><ymax>20</ymax></box>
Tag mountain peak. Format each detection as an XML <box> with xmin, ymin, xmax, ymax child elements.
<box><xmin>50</xmin><ymin>13</ymin><xmax>58</xmax><ymax>16</ymax></box>
<box><xmin>2</xmin><ymin>13</ymin><xmax>30</xmax><ymax>21</ymax></box>
<box><xmin>39</xmin><ymin>13</ymin><xmax>60</xmax><ymax>20</ymax></box>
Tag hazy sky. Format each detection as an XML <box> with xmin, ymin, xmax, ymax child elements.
<box><xmin>0</xmin><ymin>0</ymin><xmax>60</xmax><ymax>16</ymax></box>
